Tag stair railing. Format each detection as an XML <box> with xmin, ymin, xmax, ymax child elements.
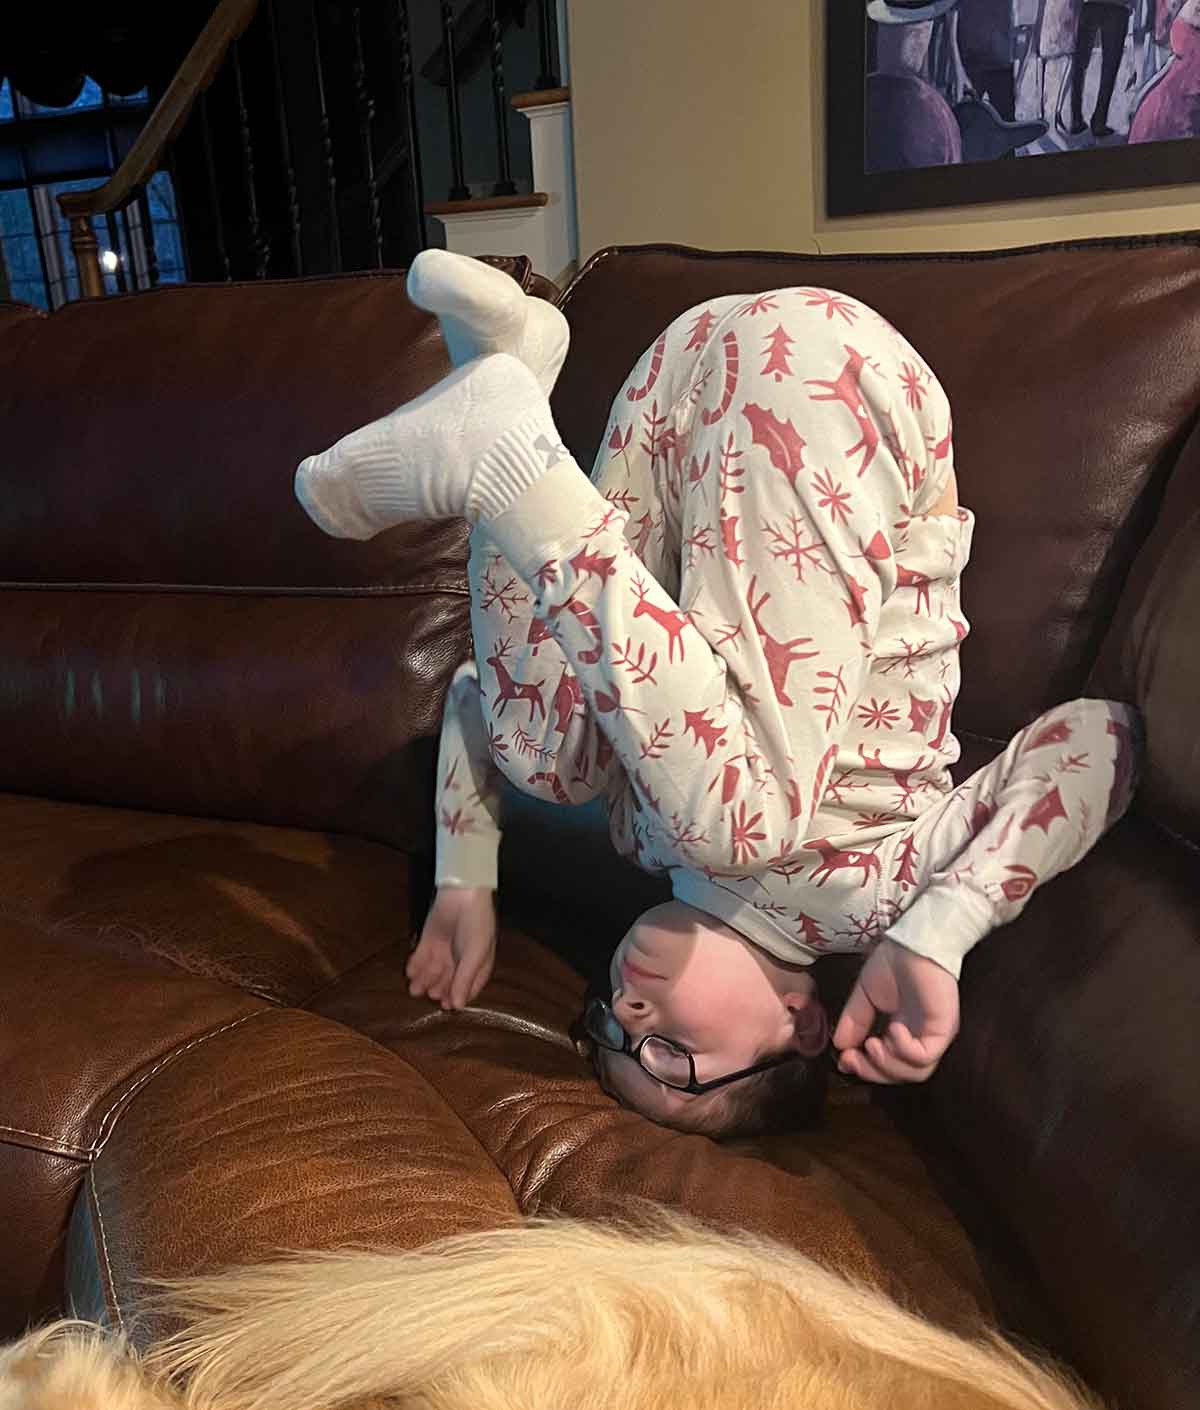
<box><xmin>56</xmin><ymin>0</ymin><xmax>260</xmax><ymax>299</ymax></box>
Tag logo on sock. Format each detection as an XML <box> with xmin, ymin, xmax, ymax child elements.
<box><xmin>533</xmin><ymin>434</ymin><xmax>569</xmax><ymax>467</ymax></box>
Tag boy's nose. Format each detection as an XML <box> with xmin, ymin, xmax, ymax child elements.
<box><xmin>612</xmin><ymin>988</ymin><xmax>651</xmax><ymax>1031</ymax></box>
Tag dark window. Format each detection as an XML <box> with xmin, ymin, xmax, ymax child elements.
<box><xmin>0</xmin><ymin>77</ymin><xmax>186</xmax><ymax>309</ymax></box>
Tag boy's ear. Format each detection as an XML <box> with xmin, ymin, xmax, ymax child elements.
<box><xmin>783</xmin><ymin>989</ymin><xmax>829</xmax><ymax>1057</ymax></box>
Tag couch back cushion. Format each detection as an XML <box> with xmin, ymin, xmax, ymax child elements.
<box><xmin>0</xmin><ymin>265</ymin><xmax>535</xmax><ymax>848</ymax></box>
<box><xmin>552</xmin><ymin>240</ymin><xmax>1200</xmax><ymax>747</ymax></box>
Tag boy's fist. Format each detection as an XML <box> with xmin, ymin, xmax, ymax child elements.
<box><xmin>407</xmin><ymin>886</ymin><xmax>497</xmax><ymax>1010</ymax></box>
<box><xmin>832</xmin><ymin>937</ymin><xmax>960</xmax><ymax>1084</ymax></box>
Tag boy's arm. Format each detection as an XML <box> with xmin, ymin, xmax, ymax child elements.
<box><xmin>434</xmin><ymin>659</ymin><xmax>503</xmax><ymax>890</ymax></box>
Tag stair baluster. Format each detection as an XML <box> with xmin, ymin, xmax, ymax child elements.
<box><xmin>266</xmin><ymin>0</ymin><xmax>303</xmax><ymax>276</ymax></box>
<box><xmin>488</xmin><ymin>0</ymin><xmax>517</xmax><ymax>197</ymax></box>
<box><xmin>199</xmin><ymin>90</ymin><xmax>233</xmax><ymax>282</ymax></box>
<box><xmin>440</xmin><ymin>1</ymin><xmax>470</xmax><ymax>200</ymax></box>
<box><xmin>394</xmin><ymin>0</ymin><xmax>427</xmax><ymax>250</ymax></box>
<box><xmin>309</xmin><ymin>0</ymin><xmax>343</xmax><ymax>272</ymax></box>
<box><xmin>351</xmin><ymin>4</ymin><xmax>384</xmax><ymax>267</ymax></box>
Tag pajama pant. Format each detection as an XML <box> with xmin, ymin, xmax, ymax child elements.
<box><xmin>435</xmin><ymin>288</ymin><xmax>1140</xmax><ymax>978</ymax></box>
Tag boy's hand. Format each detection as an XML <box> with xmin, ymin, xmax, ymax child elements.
<box><xmin>406</xmin><ymin>886</ymin><xmax>496</xmax><ymax>1010</ymax></box>
<box><xmin>832</xmin><ymin>937</ymin><xmax>960</xmax><ymax>1084</ymax></box>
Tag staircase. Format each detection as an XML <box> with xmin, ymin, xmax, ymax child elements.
<box><xmin>52</xmin><ymin>0</ymin><xmax>578</xmax><ymax>299</ymax></box>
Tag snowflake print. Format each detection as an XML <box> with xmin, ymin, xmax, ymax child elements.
<box><xmin>738</xmin><ymin>292</ymin><xmax>779</xmax><ymax>317</ymax></box>
<box><xmin>762</xmin><ymin>511</ymin><xmax>830</xmax><ymax>583</ymax></box>
<box><xmin>899</xmin><ymin>361</ymin><xmax>927</xmax><ymax>410</ymax></box>
<box><xmin>812</xmin><ymin>466</ymin><xmax>852</xmax><ymax>525</ymax></box>
<box><xmin>797</xmin><ymin>288</ymin><xmax>859</xmax><ymax>324</ymax></box>
<box><xmin>535</xmin><ymin>559</ymin><xmax>558</xmax><ymax>589</ymax></box>
<box><xmin>713</xmin><ymin>620</ymin><xmax>744</xmax><ymax>650</ymax></box>
<box><xmin>480</xmin><ymin>570</ymin><xmax>529</xmax><ymax>623</ymax></box>
<box><xmin>823</xmin><ymin>766</ymin><xmax>866</xmax><ymax>808</ymax></box>
<box><xmin>582</xmin><ymin>506</ymin><xmax>621</xmax><ymax>541</ymax></box>
<box><xmin>729</xmin><ymin>800</ymin><xmax>767</xmax><ymax>866</ymax></box>
<box><xmin>879</xmin><ymin>638</ymin><xmax>933</xmax><ymax>679</ymax></box>
<box><xmin>857</xmin><ymin>696</ymin><xmax>900</xmax><ymax>731</ymax></box>
<box><xmin>605</xmin><ymin>487</ymin><xmax>638</xmax><ymax>513</ymax></box>
<box><xmin>853</xmin><ymin>810</ymin><xmax>900</xmax><ymax>829</ymax></box>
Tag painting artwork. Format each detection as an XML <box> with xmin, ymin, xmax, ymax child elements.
<box><xmin>826</xmin><ymin>1</ymin><xmax>1200</xmax><ymax>214</ymax></box>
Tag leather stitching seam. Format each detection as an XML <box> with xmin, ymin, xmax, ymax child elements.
<box><xmin>90</xmin><ymin>1010</ymin><xmax>269</xmax><ymax>1155</ymax></box>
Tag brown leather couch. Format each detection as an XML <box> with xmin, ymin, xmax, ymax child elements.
<box><xmin>1</xmin><ymin>239</ymin><xmax>1197</xmax><ymax>1410</ymax></box>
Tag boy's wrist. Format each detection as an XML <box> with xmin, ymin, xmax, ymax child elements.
<box><xmin>884</xmin><ymin>881</ymin><xmax>995</xmax><ymax>981</ymax></box>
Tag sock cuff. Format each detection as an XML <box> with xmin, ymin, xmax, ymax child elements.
<box><xmin>470</xmin><ymin>408</ymin><xmax>571</xmax><ymax>522</ymax></box>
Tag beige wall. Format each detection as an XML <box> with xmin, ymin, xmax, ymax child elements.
<box><xmin>566</xmin><ymin>0</ymin><xmax>1200</xmax><ymax>261</ymax></box>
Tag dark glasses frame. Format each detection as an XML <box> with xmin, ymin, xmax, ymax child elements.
<box><xmin>573</xmin><ymin>996</ymin><xmax>807</xmax><ymax>1096</ymax></box>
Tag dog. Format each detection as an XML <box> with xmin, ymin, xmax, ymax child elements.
<box><xmin>0</xmin><ymin>1209</ymin><xmax>1100</xmax><ymax>1410</ymax></box>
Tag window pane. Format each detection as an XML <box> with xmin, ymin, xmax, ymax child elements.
<box><xmin>3</xmin><ymin>236</ymin><xmax>46</xmax><ymax>306</ymax></box>
<box><xmin>0</xmin><ymin>188</ymin><xmax>35</xmax><ymax>237</ymax></box>
<box><xmin>0</xmin><ymin>80</ymin><xmax>12</xmax><ymax>123</ymax></box>
<box><xmin>105</xmin><ymin>87</ymin><xmax>150</xmax><ymax>107</ymax></box>
<box><xmin>25</xmin><ymin>77</ymin><xmax>105</xmax><ymax>115</ymax></box>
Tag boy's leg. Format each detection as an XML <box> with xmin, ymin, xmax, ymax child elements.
<box><xmin>874</xmin><ymin>696</ymin><xmax>1141</xmax><ymax>978</ymax></box>
<box><xmin>463</xmin><ymin>306</ymin><xmax>706</xmax><ymax>805</ymax></box>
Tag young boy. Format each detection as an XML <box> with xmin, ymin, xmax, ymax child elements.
<box><xmin>294</xmin><ymin>251</ymin><xmax>1140</xmax><ymax>1139</ymax></box>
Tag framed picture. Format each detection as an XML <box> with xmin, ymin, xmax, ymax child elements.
<box><xmin>826</xmin><ymin>0</ymin><xmax>1200</xmax><ymax>216</ymax></box>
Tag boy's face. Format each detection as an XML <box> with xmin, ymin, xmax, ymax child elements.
<box><xmin>598</xmin><ymin>901</ymin><xmax>827</xmax><ymax>1126</ymax></box>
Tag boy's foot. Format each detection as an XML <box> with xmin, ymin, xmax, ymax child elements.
<box><xmin>294</xmin><ymin>352</ymin><xmax>568</xmax><ymax>537</ymax></box>
<box><xmin>407</xmin><ymin>249</ymin><xmax>570</xmax><ymax>396</ymax></box>
<box><xmin>1090</xmin><ymin>118</ymin><xmax>1115</xmax><ymax>138</ymax></box>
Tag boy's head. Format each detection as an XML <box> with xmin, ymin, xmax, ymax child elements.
<box><xmin>589</xmin><ymin>901</ymin><xmax>830</xmax><ymax>1139</ymax></box>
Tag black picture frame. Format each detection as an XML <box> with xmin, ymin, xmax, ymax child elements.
<box><xmin>826</xmin><ymin>1</ymin><xmax>1200</xmax><ymax>217</ymax></box>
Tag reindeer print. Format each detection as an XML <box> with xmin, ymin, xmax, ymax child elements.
<box><xmin>746</xmin><ymin>575</ymin><xmax>818</xmax><ymax>707</ymax></box>
<box><xmin>805</xmin><ymin>346</ymin><xmax>881</xmax><ymax>478</ymax></box>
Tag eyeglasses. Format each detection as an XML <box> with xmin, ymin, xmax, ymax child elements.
<box><xmin>574</xmin><ymin>996</ymin><xmax>806</xmax><ymax>1096</ymax></box>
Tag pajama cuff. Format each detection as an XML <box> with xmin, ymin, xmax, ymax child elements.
<box><xmin>480</xmin><ymin>457</ymin><xmax>612</xmax><ymax>583</ymax></box>
<box><xmin>883</xmin><ymin>879</ymin><xmax>996</xmax><ymax>980</ymax></box>
<box><xmin>435</xmin><ymin>827</ymin><xmax>500</xmax><ymax>891</ymax></box>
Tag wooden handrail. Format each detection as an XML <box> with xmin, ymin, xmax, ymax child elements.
<box><xmin>57</xmin><ymin>0</ymin><xmax>260</xmax><ymax>298</ymax></box>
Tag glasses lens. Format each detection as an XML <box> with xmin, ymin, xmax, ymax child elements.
<box><xmin>640</xmin><ymin>1037</ymin><xmax>693</xmax><ymax>1089</ymax></box>
<box><xmin>585</xmin><ymin>1000</ymin><xmax>626</xmax><ymax>1052</ymax></box>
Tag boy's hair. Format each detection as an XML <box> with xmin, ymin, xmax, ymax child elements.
<box><xmin>686</xmin><ymin>1048</ymin><xmax>831</xmax><ymax>1140</ymax></box>
<box><xmin>593</xmin><ymin>1045</ymin><xmax>830</xmax><ymax>1141</ymax></box>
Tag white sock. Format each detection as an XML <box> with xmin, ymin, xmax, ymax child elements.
<box><xmin>294</xmin><ymin>353</ymin><xmax>573</xmax><ymax>538</ymax></box>
<box><xmin>406</xmin><ymin>249</ymin><xmax>570</xmax><ymax>396</ymax></box>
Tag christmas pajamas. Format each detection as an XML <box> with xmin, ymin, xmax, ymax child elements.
<box><xmin>435</xmin><ymin>289</ymin><xmax>1140</xmax><ymax>977</ymax></box>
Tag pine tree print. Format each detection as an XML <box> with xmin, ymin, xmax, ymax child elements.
<box><xmin>761</xmin><ymin>324</ymin><xmax>796</xmax><ymax>382</ymax></box>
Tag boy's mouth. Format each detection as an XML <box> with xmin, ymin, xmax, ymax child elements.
<box><xmin>622</xmin><ymin>959</ymin><xmax>665</xmax><ymax>981</ymax></box>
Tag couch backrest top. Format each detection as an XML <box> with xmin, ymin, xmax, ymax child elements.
<box><xmin>552</xmin><ymin>236</ymin><xmax>1200</xmax><ymax>741</ymax></box>
<box><xmin>0</xmin><ymin>267</ymin><xmax>540</xmax><ymax>593</ymax></box>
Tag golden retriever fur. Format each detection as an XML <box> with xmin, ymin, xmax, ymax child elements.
<box><xmin>0</xmin><ymin>1210</ymin><xmax>1104</xmax><ymax>1410</ymax></box>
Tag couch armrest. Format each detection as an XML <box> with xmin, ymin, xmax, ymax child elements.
<box><xmin>66</xmin><ymin>1006</ymin><xmax>519</xmax><ymax>1339</ymax></box>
